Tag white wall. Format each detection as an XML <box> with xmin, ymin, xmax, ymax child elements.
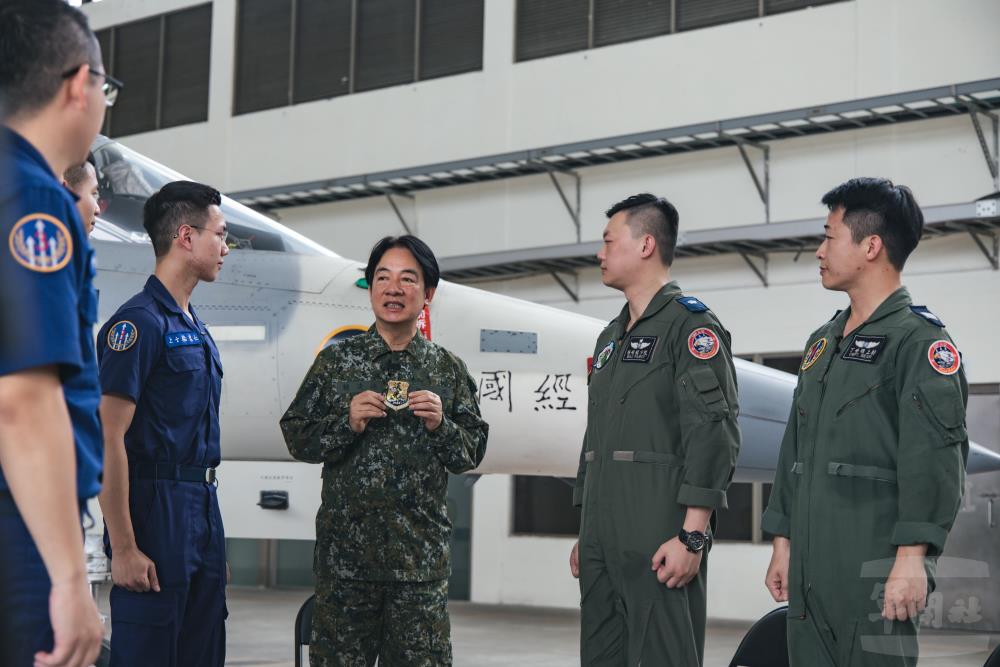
<box><xmin>85</xmin><ymin>0</ymin><xmax>1000</xmax><ymax>620</ymax></box>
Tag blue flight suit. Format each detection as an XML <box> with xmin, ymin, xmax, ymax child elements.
<box><xmin>97</xmin><ymin>275</ymin><xmax>226</xmax><ymax>667</ymax></box>
<box><xmin>0</xmin><ymin>128</ymin><xmax>103</xmax><ymax>666</ymax></box>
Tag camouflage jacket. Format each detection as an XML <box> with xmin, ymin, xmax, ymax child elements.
<box><xmin>280</xmin><ymin>325</ymin><xmax>489</xmax><ymax>582</ymax></box>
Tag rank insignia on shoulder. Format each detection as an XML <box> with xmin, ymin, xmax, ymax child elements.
<box><xmin>107</xmin><ymin>320</ymin><xmax>138</xmax><ymax>352</ymax></box>
<box><xmin>801</xmin><ymin>337</ymin><xmax>827</xmax><ymax>371</ymax></box>
<box><xmin>386</xmin><ymin>380</ymin><xmax>410</xmax><ymax>410</ymax></box>
<box><xmin>910</xmin><ymin>306</ymin><xmax>945</xmax><ymax>328</ymax></box>
<box><xmin>165</xmin><ymin>331</ymin><xmax>202</xmax><ymax>348</ymax></box>
<box><xmin>9</xmin><ymin>213</ymin><xmax>73</xmax><ymax>273</ymax></box>
<box><xmin>593</xmin><ymin>340</ymin><xmax>615</xmax><ymax>371</ymax></box>
<box><xmin>677</xmin><ymin>296</ymin><xmax>709</xmax><ymax>313</ymax></box>
<box><xmin>841</xmin><ymin>334</ymin><xmax>886</xmax><ymax>364</ymax></box>
<box><xmin>687</xmin><ymin>328</ymin><xmax>719</xmax><ymax>360</ymax></box>
<box><xmin>928</xmin><ymin>340</ymin><xmax>961</xmax><ymax>375</ymax></box>
<box><xmin>622</xmin><ymin>336</ymin><xmax>658</xmax><ymax>363</ymax></box>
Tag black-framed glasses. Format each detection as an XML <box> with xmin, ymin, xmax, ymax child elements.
<box><xmin>187</xmin><ymin>225</ymin><xmax>230</xmax><ymax>244</ymax></box>
<box><xmin>61</xmin><ymin>64</ymin><xmax>124</xmax><ymax>107</ymax></box>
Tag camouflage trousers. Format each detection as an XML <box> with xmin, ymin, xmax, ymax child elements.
<box><xmin>310</xmin><ymin>577</ymin><xmax>452</xmax><ymax>667</ymax></box>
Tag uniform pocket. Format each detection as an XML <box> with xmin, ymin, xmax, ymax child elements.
<box><xmin>827</xmin><ymin>461</ymin><xmax>897</xmax><ymax>484</ymax></box>
<box><xmin>680</xmin><ymin>365</ymin><xmax>730</xmax><ymax>421</ymax></box>
<box><xmin>914</xmin><ymin>379</ymin><xmax>967</xmax><ymax>446</ymax></box>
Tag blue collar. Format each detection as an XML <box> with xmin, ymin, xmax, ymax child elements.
<box><xmin>3</xmin><ymin>127</ymin><xmax>58</xmax><ymax>180</ymax></box>
<box><xmin>144</xmin><ymin>275</ymin><xmax>203</xmax><ymax>329</ymax></box>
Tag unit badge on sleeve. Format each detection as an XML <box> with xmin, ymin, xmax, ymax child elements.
<box><xmin>928</xmin><ymin>340</ymin><xmax>961</xmax><ymax>376</ymax></box>
<box><xmin>687</xmin><ymin>328</ymin><xmax>719</xmax><ymax>360</ymax></box>
<box><xmin>386</xmin><ymin>380</ymin><xmax>411</xmax><ymax>410</ymax></box>
<box><xmin>107</xmin><ymin>320</ymin><xmax>138</xmax><ymax>352</ymax></box>
<box><xmin>9</xmin><ymin>213</ymin><xmax>73</xmax><ymax>273</ymax></box>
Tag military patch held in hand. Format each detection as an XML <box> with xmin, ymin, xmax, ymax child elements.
<box><xmin>622</xmin><ymin>336</ymin><xmax>657</xmax><ymax>363</ymax></box>
<box><xmin>386</xmin><ymin>380</ymin><xmax>410</xmax><ymax>410</ymax></box>
<box><xmin>841</xmin><ymin>334</ymin><xmax>886</xmax><ymax>364</ymax></box>
<box><xmin>107</xmin><ymin>320</ymin><xmax>138</xmax><ymax>352</ymax></box>
<box><xmin>928</xmin><ymin>340</ymin><xmax>961</xmax><ymax>376</ymax></box>
<box><xmin>687</xmin><ymin>328</ymin><xmax>719</xmax><ymax>360</ymax></box>
<box><xmin>801</xmin><ymin>337</ymin><xmax>827</xmax><ymax>371</ymax></box>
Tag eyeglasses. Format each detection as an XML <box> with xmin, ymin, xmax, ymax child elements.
<box><xmin>61</xmin><ymin>64</ymin><xmax>124</xmax><ymax>107</ymax></box>
<box><xmin>188</xmin><ymin>225</ymin><xmax>230</xmax><ymax>244</ymax></box>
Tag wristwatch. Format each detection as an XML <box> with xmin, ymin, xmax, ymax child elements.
<box><xmin>678</xmin><ymin>529</ymin><xmax>711</xmax><ymax>553</ymax></box>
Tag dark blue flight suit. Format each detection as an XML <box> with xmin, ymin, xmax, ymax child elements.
<box><xmin>0</xmin><ymin>128</ymin><xmax>103</xmax><ymax>666</ymax></box>
<box><xmin>97</xmin><ymin>275</ymin><xmax>226</xmax><ymax>667</ymax></box>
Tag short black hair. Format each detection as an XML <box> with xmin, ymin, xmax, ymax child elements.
<box><xmin>821</xmin><ymin>177</ymin><xmax>923</xmax><ymax>271</ymax></box>
<box><xmin>0</xmin><ymin>0</ymin><xmax>99</xmax><ymax>119</ymax></box>
<box><xmin>365</xmin><ymin>235</ymin><xmax>440</xmax><ymax>289</ymax></box>
<box><xmin>63</xmin><ymin>152</ymin><xmax>96</xmax><ymax>189</ymax></box>
<box><xmin>143</xmin><ymin>181</ymin><xmax>222</xmax><ymax>257</ymax></box>
<box><xmin>606</xmin><ymin>193</ymin><xmax>680</xmax><ymax>266</ymax></box>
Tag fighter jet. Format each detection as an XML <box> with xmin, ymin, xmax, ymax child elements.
<box><xmin>87</xmin><ymin>137</ymin><xmax>1000</xmax><ymax>540</ymax></box>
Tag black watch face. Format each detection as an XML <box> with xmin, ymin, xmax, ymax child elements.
<box><xmin>686</xmin><ymin>532</ymin><xmax>705</xmax><ymax>551</ymax></box>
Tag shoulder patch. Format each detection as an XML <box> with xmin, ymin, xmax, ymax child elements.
<box><xmin>107</xmin><ymin>320</ymin><xmax>138</xmax><ymax>352</ymax></box>
<box><xmin>928</xmin><ymin>340</ymin><xmax>961</xmax><ymax>375</ymax></box>
<box><xmin>910</xmin><ymin>305</ymin><xmax>945</xmax><ymax>328</ymax></box>
<box><xmin>593</xmin><ymin>340</ymin><xmax>616</xmax><ymax>371</ymax></box>
<box><xmin>677</xmin><ymin>296</ymin><xmax>709</xmax><ymax>312</ymax></box>
<box><xmin>8</xmin><ymin>213</ymin><xmax>73</xmax><ymax>273</ymax></box>
<box><xmin>687</xmin><ymin>327</ymin><xmax>720</xmax><ymax>360</ymax></box>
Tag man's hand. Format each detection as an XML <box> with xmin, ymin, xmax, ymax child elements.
<box><xmin>651</xmin><ymin>537</ymin><xmax>702</xmax><ymax>588</ymax></box>
<box><xmin>883</xmin><ymin>545</ymin><xmax>928</xmax><ymax>621</ymax></box>
<box><xmin>765</xmin><ymin>536</ymin><xmax>790</xmax><ymax>602</ymax></box>
<box><xmin>570</xmin><ymin>540</ymin><xmax>580</xmax><ymax>579</ymax></box>
<box><xmin>111</xmin><ymin>545</ymin><xmax>160</xmax><ymax>593</ymax></box>
<box><xmin>409</xmin><ymin>390</ymin><xmax>443</xmax><ymax>432</ymax></box>
<box><xmin>33</xmin><ymin>577</ymin><xmax>104</xmax><ymax>667</ymax></box>
<box><xmin>349</xmin><ymin>391</ymin><xmax>387</xmax><ymax>433</ymax></box>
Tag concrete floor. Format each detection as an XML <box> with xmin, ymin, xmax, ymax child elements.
<box><xmin>99</xmin><ymin>586</ymin><xmax>999</xmax><ymax>666</ymax></box>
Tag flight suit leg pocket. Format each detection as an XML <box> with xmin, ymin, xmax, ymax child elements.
<box><xmin>109</xmin><ymin>588</ymin><xmax>177</xmax><ymax>667</ymax></box>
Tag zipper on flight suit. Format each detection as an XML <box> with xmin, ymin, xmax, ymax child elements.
<box><xmin>834</xmin><ymin>382</ymin><xmax>884</xmax><ymax>417</ymax></box>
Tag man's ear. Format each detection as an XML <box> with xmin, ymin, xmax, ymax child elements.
<box><xmin>424</xmin><ymin>287</ymin><xmax>437</xmax><ymax>306</ymax></box>
<box><xmin>639</xmin><ymin>234</ymin><xmax>657</xmax><ymax>260</ymax></box>
<box><xmin>65</xmin><ymin>64</ymin><xmax>93</xmax><ymax>111</ymax></box>
<box><xmin>865</xmin><ymin>235</ymin><xmax>885</xmax><ymax>262</ymax></box>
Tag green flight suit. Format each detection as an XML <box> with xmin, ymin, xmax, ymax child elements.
<box><xmin>572</xmin><ymin>282</ymin><xmax>741</xmax><ymax>666</ymax></box>
<box><xmin>280</xmin><ymin>326</ymin><xmax>489</xmax><ymax>666</ymax></box>
<box><xmin>762</xmin><ymin>288</ymin><xmax>969</xmax><ymax>667</ymax></box>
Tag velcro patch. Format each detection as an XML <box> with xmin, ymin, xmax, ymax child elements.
<box><xmin>165</xmin><ymin>331</ymin><xmax>202</xmax><ymax>348</ymax></box>
<box><xmin>593</xmin><ymin>340</ymin><xmax>615</xmax><ymax>371</ymax></box>
<box><xmin>677</xmin><ymin>296</ymin><xmax>709</xmax><ymax>312</ymax></box>
<box><xmin>9</xmin><ymin>213</ymin><xmax>73</xmax><ymax>273</ymax></box>
<box><xmin>801</xmin><ymin>337</ymin><xmax>827</xmax><ymax>371</ymax></box>
<box><xmin>841</xmin><ymin>334</ymin><xmax>887</xmax><ymax>364</ymax></box>
<box><xmin>107</xmin><ymin>320</ymin><xmax>138</xmax><ymax>352</ymax></box>
<box><xmin>928</xmin><ymin>340</ymin><xmax>961</xmax><ymax>375</ymax></box>
<box><xmin>687</xmin><ymin>328</ymin><xmax>720</xmax><ymax>360</ymax></box>
<box><xmin>621</xmin><ymin>336</ymin><xmax>658</xmax><ymax>363</ymax></box>
<box><xmin>910</xmin><ymin>306</ymin><xmax>945</xmax><ymax>328</ymax></box>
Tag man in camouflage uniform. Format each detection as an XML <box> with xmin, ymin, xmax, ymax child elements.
<box><xmin>763</xmin><ymin>178</ymin><xmax>969</xmax><ymax>666</ymax></box>
<box><xmin>281</xmin><ymin>235</ymin><xmax>489</xmax><ymax>666</ymax></box>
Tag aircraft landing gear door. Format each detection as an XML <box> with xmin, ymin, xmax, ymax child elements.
<box><xmin>929</xmin><ymin>387</ymin><xmax>1000</xmax><ymax>640</ymax></box>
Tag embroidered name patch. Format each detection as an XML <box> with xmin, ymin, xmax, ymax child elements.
<box><xmin>165</xmin><ymin>331</ymin><xmax>202</xmax><ymax>348</ymax></box>
<box><xmin>621</xmin><ymin>336</ymin><xmax>657</xmax><ymax>363</ymax></box>
<box><xmin>593</xmin><ymin>340</ymin><xmax>615</xmax><ymax>371</ymax></box>
<box><xmin>841</xmin><ymin>334</ymin><xmax>886</xmax><ymax>364</ymax></box>
<box><xmin>801</xmin><ymin>337</ymin><xmax>827</xmax><ymax>371</ymax></box>
<box><xmin>928</xmin><ymin>340</ymin><xmax>960</xmax><ymax>375</ymax></box>
<box><xmin>107</xmin><ymin>320</ymin><xmax>138</xmax><ymax>352</ymax></box>
<box><xmin>687</xmin><ymin>328</ymin><xmax>719</xmax><ymax>360</ymax></box>
<box><xmin>9</xmin><ymin>213</ymin><xmax>73</xmax><ymax>273</ymax></box>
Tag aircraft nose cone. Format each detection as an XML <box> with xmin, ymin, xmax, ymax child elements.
<box><xmin>968</xmin><ymin>442</ymin><xmax>1000</xmax><ymax>475</ymax></box>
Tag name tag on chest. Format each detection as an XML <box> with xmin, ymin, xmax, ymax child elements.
<box><xmin>621</xmin><ymin>336</ymin><xmax>658</xmax><ymax>363</ymax></box>
<box><xmin>165</xmin><ymin>331</ymin><xmax>202</xmax><ymax>348</ymax></box>
<box><xmin>841</xmin><ymin>334</ymin><xmax>886</xmax><ymax>364</ymax></box>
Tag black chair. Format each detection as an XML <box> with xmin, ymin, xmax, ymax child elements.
<box><xmin>294</xmin><ymin>593</ymin><xmax>316</xmax><ymax>667</ymax></box>
<box><xmin>729</xmin><ymin>606</ymin><xmax>790</xmax><ymax>667</ymax></box>
<box><xmin>984</xmin><ymin>641</ymin><xmax>1000</xmax><ymax>667</ymax></box>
